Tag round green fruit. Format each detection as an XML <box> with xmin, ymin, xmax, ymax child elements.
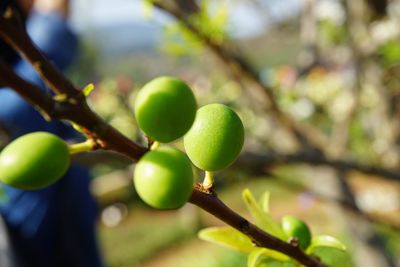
<box><xmin>134</xmin><ymin>76</ymin><xmax>197</xmax><ymax>143</ymax></box>
<box><xmin>183</xmin><ymin>104</ymin><xmax>244</xmax><ymax>171</ymax></box>
<box><xmin>281</xmin><ymin>215</ymin><xmax>312</xmax><ymax>250</ymax></box>
<box><xmin>0</xmin><ymin>132</ymin><xmax>70</xmax><ymax>190</ymax></box>
<box><xmin>133</xmin><ymin>146</ymin><xmax>194</xmax><ymax>209</ymax></box>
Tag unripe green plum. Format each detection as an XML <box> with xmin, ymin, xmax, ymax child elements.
<box><xmin>183</xmin><ymin>104</ymin><xmax>244</xmax><ymax>171</ymax></box>
<box><xmin>281</xmin><ymin>215</ymin><xmax>312</xmax><ymax>250</ymax></box>
<box><xmin>134</xmin><ymin>76</ymin><xmax>197</xmax><ymax>143</ymax></box>
<box><xmin>133</xmin><ymin>146</ymin><xmax>194</xmax><ymax>209</ymax></box>
<box><xmin>0</xmin><ymin>132</ymin><xmax>70</xmax><ymax>190</ymax></box>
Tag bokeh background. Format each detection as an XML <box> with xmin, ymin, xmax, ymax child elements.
<box><xmin>63</xmin><ymin>0</ymin><xmax>400</xmax><ymax>266</ymax></box>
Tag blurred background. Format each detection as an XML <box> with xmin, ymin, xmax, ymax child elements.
<box><xmin>63</xmin><ymin>0</ymin><xmax>400</xmax><ymax>266</ymax></box>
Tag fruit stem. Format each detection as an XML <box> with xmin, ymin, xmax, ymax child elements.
<box><xmin>150</xmin><ymin>141</ymin><xmax>160</xmax><ymax>150</ymax></box>
<box><xmin>68</xmin><ymin>139</ymin><xmax>96</xmax><ymax>154</ymax></box>
<box><xmin>203</xmin><ymin>171</ymin><xmax>214</xmax><ymax>189</ymax></box>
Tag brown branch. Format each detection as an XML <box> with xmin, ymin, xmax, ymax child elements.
<box><xmin>265</xmin><ymin>173</ymin><xmax>400</xmax><ymax>231</ymax></box>
<box><xmin>0</xmin><ymin>61</ymin><xmax>147</xmax><ymax>161</ymax></box>
<box><xmin>189</xmin><ymin>187</ymin><xmax>326</xmax><ymax>267</ymax></box>
<box><xmin>151</xmin><ymin>1</ymin><xmax>328</xmax><ymax>151</ymax></box>
<box><xmin>236</xmin><ymin>151</ymin><xmax>400</xmax><ymax>182</ymax></box>
<box><xmin>0</xmin><ymin>7</ymin><xmax>78</xmax><ymax>97</ymax></box>
<box><xmin>0</xmin><ymin>60</ymin><xmax>55</xmax><ymax>119</ymax></box>
<box><xmin>0</xmin><ymin>7</ymin><xmax>147</xmax><ymax>161</ymax></box>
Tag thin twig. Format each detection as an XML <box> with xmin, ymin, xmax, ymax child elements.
<box><xmin>236</xmin><ymin>151</ymin><xmax>400</xmax><ymax>182</ymax></box>
<box><xmin>152</xmin><ymin>1</ymin><xmax>327</xmax><ymax>151</ymax></box>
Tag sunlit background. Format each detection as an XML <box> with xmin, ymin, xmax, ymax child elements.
<box><xmin>56</xmin><ymin>0</ymin><xmax>400</xmax><ymax>266</ymax></box>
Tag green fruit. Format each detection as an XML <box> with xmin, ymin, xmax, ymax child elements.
<box><xmin>0</xmin><ymin>132</ymin><xmax>70</xmax><ymax>190</ymax></box>
<box><xmin>134</xmin><ymin>76</ymin><xmax>197</xmax><ymax>143</ymax></box>
<box><xmin>184</xmin><ymin>104</ymin><xmax>244</xmax><ymax>171</ymax></box>
<box><xmin>281</xmin><ymin>215</ymin><xmax>312</xmax><ymax>250</ymax></box>
<box><xmin>133</xmin><ymin>146</ymin><xmax>193</xmax><ymax>209</ymax></box>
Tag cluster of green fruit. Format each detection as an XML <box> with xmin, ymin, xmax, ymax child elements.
<box><xmin>0</xmin><ymin>76</ymin><xmax>245</xmax><ymax>212</ymax></box>
<box><xmin>133</xmin><ymin>76</ymin><xmax>244</xmax><ymax>209</ymax></box>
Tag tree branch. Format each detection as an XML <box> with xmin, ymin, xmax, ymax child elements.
<box><xmin>236</xmin><ymin>151</ymin><xmax>400</xmax><ymax>182</ymax></box>
<box><xmin>189</xmin><ymin>187</ymin><xmax>326</xmax><ymax>267</ymax></box>
<box><xmin>152</xmin><ymin>1</ymin><xmax>328</xmax><ymax>152</ymax></box>
<box><xmin>0</xmin><ymin>7</ymin><xmax>78</xmax><ymax>97</ymax></box>
<box><xmin>0</xmin><ymin>7</ymin><xmax>148</xmax><ymax>161</ymax></box>
<box><xmin>0</xmin><ymin>59</ymin><xmax>55</xmax><ymax>119</ymax></box>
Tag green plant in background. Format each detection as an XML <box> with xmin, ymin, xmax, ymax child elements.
<box><xmin>199</xmin><ymin>189</ymin><xmax>347</xmax><ymax>267</ymax></box>
<box><xmin>159</xmin><ymin>0</ymin><xmax>229</xmax><ymax>57</ymax></box>
<box><xmin>378</xmin><ymin>39</ymin><xmax>400</xmax><ymax>67</ymax></box>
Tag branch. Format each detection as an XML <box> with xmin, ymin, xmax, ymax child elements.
<box><xmin>236</xmin><ymin>151</ymin><xmax>400</xmax><ymax>182</ymax></box>
<box><xmin>0</xmin><ymin>59</ymin><xmax>55</xmax><ymax>119</ymax></box>
<box><xmin>189</xmin><ymin>187</ymin><xmax>326</xmax><ymax>267</ymax></box>
<box><xmin>152</xmin><ymin>1</ymin><xmax>327</xmax><ymax>151</ymax></box>
<box><xmin>267</xmin><ymin>173</ymin><xmax>400</xmax><ymax>231</ymax></box>
<box><xmin>0</xmin><ymin>7</ymin><xmax>147</xmax><ymax>161</ymax></box>
<box><xmin>0</xmin><ymin>7</ymin><xmax>78</xmax><ymax>97</ymax></box>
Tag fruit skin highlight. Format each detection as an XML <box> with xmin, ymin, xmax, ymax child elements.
<box><xmin>133</xmin><ymin>146</ymin><xmax>194</xmax><ymax>209</ymax></box>
<box><xmin>0</xmin><ymin>132</ymin><xmax>70</xmax><ymax>190</ymax></box>
<box><xmin>184</xmin><ymin>103</ymin><xmax>244</xmax><ymax>171</ymax></box>
<box><xmin>281</xmin><ymin>215</ymin><xmax>312</xmax><ymax>250</ymax></box>
<box><xmin>134</xmin><ymin>76</ymin><xmax>197</xmax><ymax>143</ymax></box>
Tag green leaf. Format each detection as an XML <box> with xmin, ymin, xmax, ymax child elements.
<box><xmin>259</xmin><ymin>191</ymin><xmax>271</xmax><ymax>213</ymax></box>
<box><xmin>242</xmin><ymin>189</ymin><xmax>286</xmax><ymax>239</ymax></box>
<box><xmin>310</xmin><ymin>247</ymin><xmax>352</xmax><ymax>267</ymax></box>
<box><xmin>379</xmin><ymin>39</ymin><xmax>400</xmax><ymax>66</ymax></box>
<box><xmin>307</xmin><ymin>235</ymin><xmax>346</xmax><ymax>253</ymax></box>
<box><xmin>83</xmin><ymin>83</ymin><xmax>94</xmax><ymax>96</ymax></box>
<box><xmin>248</xmin><ymin>248</ymin><xmax>290</xmax><ymax>267</ymax></box>
<box><xmin>198</xmin><ymin>227</ymin><xmax>255</xmax><ymax>253</ymax></box>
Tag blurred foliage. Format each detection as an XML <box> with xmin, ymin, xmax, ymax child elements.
<box><xmin>100</xmin><ymin>205</ymin><xmax>197</xmax><ymax>267</ymax></box>
<box><xmin>378</xmin><ymin>39</ymin><xmax>400</xmax><ymax>67</ymax></box>
<box><xmin>161</xmin><ymin>0</ymin><xmax>229</xmax><ymax>56</ymax></box>
<box><xmin>319</xmin><ymin>19</ymin><xmax>347</xmax><ymax>46</ymax></box>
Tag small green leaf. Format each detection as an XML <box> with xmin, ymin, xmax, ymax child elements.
<box><xmin>248</xmin><ymin>248</ymin><xmax>266</xmax><ymax>267</ymax></box>
<box><xmin>259</xmin><ymin>191</ymin><xmax>271</xmax><ymax>213</ymax></box>
<box><xmin>242</xmin><ymin>189</ymin><xmax>286</xmax><ymax>239</ymax></box>
<box><xmin>248</xmin><ymin>248</ymin><xmax>290</xmax><ymax>267</ymax></box>
<box><xmin>310</xmin><ymin>247</ymin><xmax>352</xmax><ymax>267</ymax></box>
<box><xmin>198</xmin><ymin>227</ymin><xmax>255</xmax><ymax>253</ymax></box>
<box><xmin>307</xmin><ymin>235</ymin><xmax>346</xmax><ymax>253</ymax></box>
<box><xmin>83</xmin><ymin>83</ymin><xmax>95</xmax><ymax>96</ymax></box>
